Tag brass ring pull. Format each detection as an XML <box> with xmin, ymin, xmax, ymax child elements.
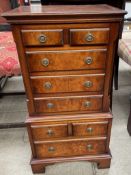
<box><xmin>84</xmin><ymin>101</ymin><xmax>91</xmax><ymax>108</ymax></box>
<box><xmin>48</xmin><ymin>146</ymin><xmax>55</xmax><ymax>152</ymax></box>
<box><xmin>47</xmin><ymin>129</ymin><xmax>54</xmax><ymax>136</ymax></box>
<box><xmin>85</xmin><ymin>33</ymin><xmax>94</xmax><ymax>42</ymax></box>
<box><xmin>41</xmin><ymin>58</ymin><xmax>49</xmax><ymax>67</ymax></box>
<box><xmin>87</xmin><ymin>127</ymin><xmax>93</xmax><ymax>133</ymax></box>
<box><xmin>87</xmin><ymin>144</ymin><xmax>93</xmax><ymax>151</ymax></box>
<box><xmin>85</xmin><ymin>57</ymin><xmax>93</xmax><ymax>65</ymax></box>
<box><xmin>47</xmin><ymin>103</ymin><xmax>54</xmax><ymax>109</ymax></box>
<box><xmin>44</xmin><ymin>82</ymin><xmax>52</xmax><ymax>90</ymax></box>
<box><xmin>84</xmin><ymin>81</ymin><xmax>93</xmax><ymax>88</ymax></box>
<box><xmin>38</xmin><ymin>34</ymin><xmax>47</xmax><ymax>43</ymax></box>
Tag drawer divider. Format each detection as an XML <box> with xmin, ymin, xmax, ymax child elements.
<box><xmin>67</xmin><ymin>123</ymin><xmax>73</xmax><ymax>136</ymax></box>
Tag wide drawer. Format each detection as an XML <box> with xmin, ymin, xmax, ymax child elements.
<box><xmin>73</xmin><ymin>121</ymin><xmax>108</xmax><ymax>137</ymax></box>
<box><xmin>34</xmin><ymin>137</ymin><xmax>106</xmax><ymax>158</ymax></box>
<box><xmin>70</xmin><ymin>28</ymin><xmax>109</xmax><ymax>45</ymax></box>
<box><xmin>31</xmin><ymin>74</ymin><xmax>105</xmax><ymax>94</ymax></box>
<box><xmin>34</xmin><ymin>95</ymin><xmax>103</xmax><ymax>114</ymax></box>
<box><xmin>21</xmin><ymin>29</ymin><xmax>63</xmax><ymax>46</ymax></box>
<box><xmin>31</xmin><ymin>123</ymin><xmax>68</xmax><ymax>141</ymax></box>
<box><xmin>26</xmin><ymin>48</ymin><xmax>107</xmax><ymax>72</ymax></box>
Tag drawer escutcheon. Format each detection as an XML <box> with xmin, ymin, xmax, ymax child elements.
<box><xmin>85</xmin><ymin>33</ymin><xmax>94</xmax><ymax>42</ymax></box>
<box><xmin>84</xmin><ymin>101</ymin><xmax>91</xmax><ymax>108</ymax></box>
<box><xmin>84</xmin><ymin>81</ymin><xmax>93</xmax><ymax>88</ymax></box>
<box><xmin>47</xmin><ymin>129</ymin><xmax>54</xmax><ymax>136</ymax></box>
<box><xmin>87</xmin><ymin>144</ymin><xmax>93</xmax><ymax>150</ymax></box>
<box><xmin>38</xmin><ymin>34</ymin><xmax>47</xmax><ymax>43</ymax></box>
<box><xmin>44</xmin><ymin>82</ymin><xmax>52</xmax><ymax>90</ymax></box>
<box><xmin>47</xmin><ymin>103</ymin><xmax>54</xmax><ymax>109</ymax></box>
<box><xmin>87</xmin><ymin>127</ymin><xmax>93</xmax><ymax>133</ymax></box>
<box><xmin>48</xmin><ymin>146</ymin><xmax>55</xmax><ymax>152</ymax></box>
<box><xmin>41</xmin><ymin>58</ymin><xmax>49</xmax><ymax>67</ymax></box>
<box><xmin>85</xmin><ymin>57</ymin><xmax>93</xmax><ymax>65</ymax></box>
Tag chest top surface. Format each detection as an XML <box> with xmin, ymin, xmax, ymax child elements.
<box><xmin>2</xmin><ymin>4</ymin><xmax>126</xmax><ymax>24</ymax></box>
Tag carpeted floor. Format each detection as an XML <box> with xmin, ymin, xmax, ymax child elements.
<box><xmin>0</xmin><ymin>59</ymin><xmax>131</xmax><ymax>175</ymax></box>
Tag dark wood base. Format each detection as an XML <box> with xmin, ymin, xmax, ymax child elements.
<box><xmin>31</xmin><ymin>164</ymin><xmax>45</xmax><ymax>174</ymax></box>
<box><xmin>31</xmin><ymin>153</ymin><xmax>112</xmax><ymax>174</ymax></box>
<box><xmin>95</xmin><ymin>156</ymin><xmax>111</xmax><ymax>169</ymax></box>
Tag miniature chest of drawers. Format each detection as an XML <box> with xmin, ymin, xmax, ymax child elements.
<box><xmin>3</xmin><ymin>4</ymin><xmax>126</xmax><ymax>174</ymax></box>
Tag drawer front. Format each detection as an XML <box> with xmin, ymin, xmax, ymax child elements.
<box><xmin>34</xmin><ymin>95</ymin><xmax>102</xmax><ymax>113</ymax></box>
<box><xmin>21</xmin><ymin>29</ymin><xmax>63</xmax><ymax>46</ymax></box>
<box><xmin>31</xmin><ymin>74</ymin><xmax>104</xmax><ymax>94</ymax></box>
<box><xmin>73</xmin><ymin>122</ymin><xmax>108</xmax><ymax>137</ymax></box>
<box><xmin>34</xmin><ymin>138</ymin><xmax>106</xmax><ymax>158</ymax></box>
<box><xmin>31</xmin><ymin>123</ymin><xmax>68</xmax><ymax>141</ymax></box>
<box><xmin>70</xmin><ymin>28</ymin><xmax>109</xmax><ymax>45</ymax></box>
<box><xmin>27</xmin><ymin>49</ymin><xmax>107</xmax><ymax>72</ymax></box>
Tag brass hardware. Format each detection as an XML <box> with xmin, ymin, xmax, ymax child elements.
<box><xmin>84</xmin><ymin>81</ymin><xmax>93</xmax><ymax>88</ymax></box>
<box><xmin>47</xmin><ymin>103</ymin><xmax>54</xmax><ymax>109</ymax></box>
<box><xmin>85</xmin><ymin>33</ymin><xmax>94</xmax><ymax>42</ymax></box>
<box><xmin>39</xmin><ymin>34</ymin><xmax>47</xmax><ymax>43</ymax></box>
<box><xmin>44</xmin><ymin>82</ymin><xmax>52</xmax><ymax>89</ymax></box>
<box><xmin>87</xmin><ymin>127</ymin><xmax>93</xmax><ymax>133</ymax></box>
<box><xmin>41</xmin><ymin>58</ymin><xmax>49</xmax><ymax>67</ymax></box>
<box><xmin>85</xmin><ymin>57</ymin><xmax>93</xmax><ymax>65</ymax></box>
<box><xmin>87</xmin><ymin>144</ymin><xmax>93</xmax><ymax>150</ymax></box>
<box><xmin>47</xmin><ymin>129</ymin><xmax>54</xmax><ymax>136</ymax></box>
<box><xmin>84</xmin><ymin>101</ymin><xmax>91</xmax><ymax>108</ymax></box>
<box><xmin>48</xmin><ymin>146</ymin><xmax>55</xmax><ymax>152</ymax></box>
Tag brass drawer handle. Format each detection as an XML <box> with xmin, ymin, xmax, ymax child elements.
<box><xmin>44</xmin><ymin>82</ymin><xmax>52</xmax><ymax>90</ymax></box>
<box><xmin>87</xmin><ymin>127</ymin><xmax>93</xmax><ymax>133</ymax></box>
<box><xmin>47</xmin><ymin>129</ymin><xmax>54</xmax><ymax>136</ymax></box>
<box><xmin>38</xmin><ymin>34</ymin><xmax>47</xmax><ymax>43</ymax></box>
<box><xmin>84</xmin><ymin>81</ymin><xmax>93</xmax><ymax>88</ymax></box>
<box><xmin>85</xmin><ymin>57</ymin><xmax>93</xmax><ymax>65</ymax></box>
<box><xmin>47</xmin><ymin>103</ymin><xmax>54</xmax><ymax>109</ymax></box>
<box><xmin>48</xmin><ymin>146</ymin><xmax>55</xmax><ymax>152</ymax></box>
<box><xmin>87</xmin><ymin>144</ymin><xmax>93</xmax><ymax>151</ymax></box>
<box><xmin>84</xmin><ymin>101</ymin><xmax>91</xmax><ymax>108</ymax></box>
<box><xmin>85</xmin><ymin>33</ymin><xmax>94</xmax><ymax>42</ymax></box>
<box><xmin>41</xmin><ymin>58</ymin><xmax>49</xmax><ymax>67</ymax></box>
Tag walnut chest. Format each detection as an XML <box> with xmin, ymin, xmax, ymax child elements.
<box><xmin>3</xmin><ymin>4</ymin><xmax>126</xmax><ymax>174</ymax></box>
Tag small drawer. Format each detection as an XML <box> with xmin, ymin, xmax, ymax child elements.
<box><xmin>73</xmin><ymin>121</ymin><xmax>108</xmax><ymax>137</ymax></box>
<box><xmin>34</xmin><ymin>138</ymin><xmax>106</xmax><ymax>158</ymax></box>
<box><xmin>21</xmin><ymin>29</ymin><xmax>63</xmax><ymax>46</ymax></box>
<box><xmin>70</xmin><ymin>28</ymin><xmax>109</xmax><ymax>45</ymax></box>
<box><xmin>31</xmin><ymin>123</ymin><xmax>68</xmax><ymax>141</ymax></box>
<box><xmin>26</xmin><ymin>48</ymin><xmax>107</xmax><ymax>72</ymax></box>
<box><xmin>31</xmin><ymin>74</ymin><xmax>104</xmax><ymax>94</ymax></box>
<box><xmin>34</xmin><ymin>95</ymin><xmax>102</xmax><ymax>114</ymax></box>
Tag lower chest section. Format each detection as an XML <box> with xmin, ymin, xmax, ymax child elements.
<box><xmin>26</xmin><ymin>114</ymin><xmax>112</xmax><ymax>159</ymax></box>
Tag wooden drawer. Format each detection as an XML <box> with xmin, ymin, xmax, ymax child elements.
<box><xmin>21</xmin><ymin>29</ymin><xmax>63</xmax><ymax>46</ymax></box>
<box><xmin>70</xmin><ymin>28</ymin><xmax>109</xmax><ymax>45</ymax></box>
<box><xmin>31</xmin><ymin>123</ymin><xmax>68</xmax><ymax>141</ymax></box>
<box><xmin>31</xmin><ymin>74</ymin><xmax>105</xmax><ymax>94</ymax></box>
<box><xmin>26</xmin><ymin>48</ymin><xmax>107</xmax><ymax>72</ymax></box>
<box><xmin>34</xmin><ymin>137</ymin><xmax>106</xmax><ymax>158</ymax></box>
<box><xmin>34</xmin><ymin>95</ymin><xmax>102</xmax><ymax>114</ymax></box>
<box><xmin>73</xmin><ymin>121</ymin><xmax>108</xmax><ymax>137</ymax></box>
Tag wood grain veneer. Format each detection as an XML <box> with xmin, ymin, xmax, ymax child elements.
<box><xmin>26</xmin><ymin>48</ymin><xmax>107</xmax><ymax>72</ymax></box>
